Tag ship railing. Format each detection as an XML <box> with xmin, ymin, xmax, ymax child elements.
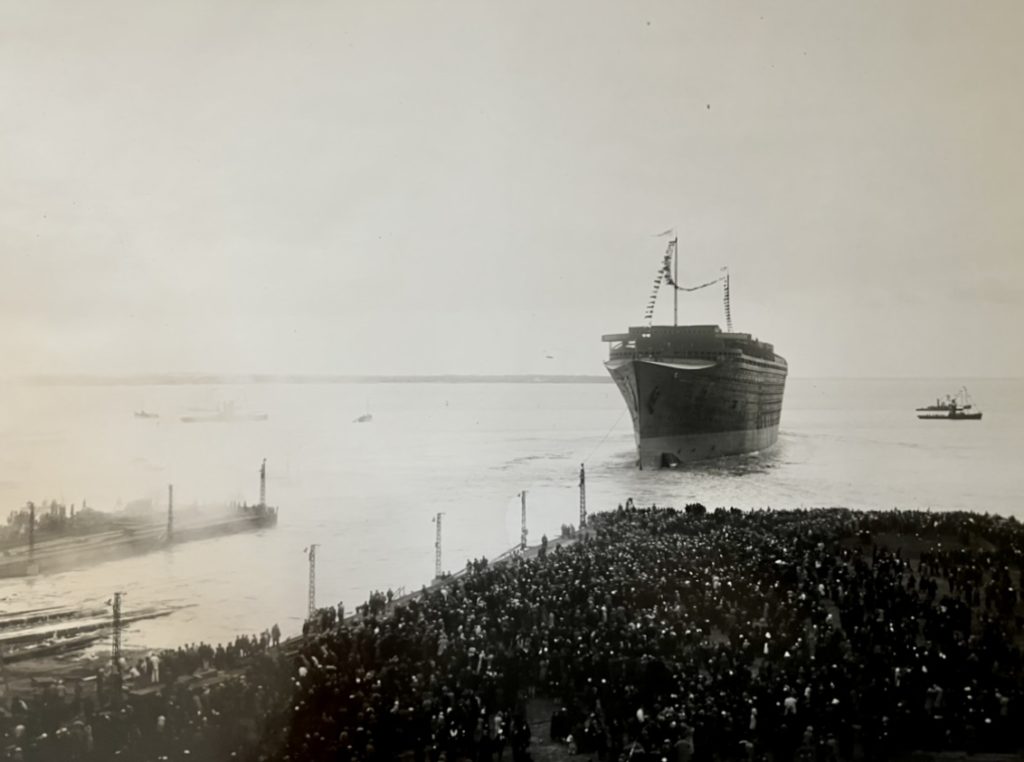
<box><xmin>607</xmin><ymin>341</ymin><xmax>636</xmax><ymax>353</ymax></box>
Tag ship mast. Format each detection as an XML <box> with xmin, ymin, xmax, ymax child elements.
<box><xmin>672</xmin><ymin>237</ymin><xmax>679</xmax><ymax>326</ymax></box>
<box><xmin>651</xmin><ymin>231</ymin><xmax>728</xmax><ymax>328</ymax></box>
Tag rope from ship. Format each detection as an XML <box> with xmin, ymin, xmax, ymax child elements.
<box><xmin>581</xmin><ymin>408</ymin><xmax>628</xmax><ymax>465</ymax></box>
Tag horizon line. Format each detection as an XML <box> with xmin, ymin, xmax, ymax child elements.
<box><xmin>4</xmin><ymin>373</ymin><xmax>1022</xmax><ymax>386</ymax></box>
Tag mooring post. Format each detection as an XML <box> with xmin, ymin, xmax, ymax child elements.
<box><xmin>167</xmin><ymin>484</ymin><xmax>174</xmax><ymax>541</ymax></box>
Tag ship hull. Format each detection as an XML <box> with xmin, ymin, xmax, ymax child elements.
<box><xmin>606</xmin><ymin>357</ymin><xmax>786</xmax><ymax>468</ymax></box>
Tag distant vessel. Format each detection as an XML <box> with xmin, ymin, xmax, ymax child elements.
<box><xmin>180</xmin><ymin>402</ymin><xmax>268</xmax><ymax>423</ymax></box>
<box><xmin>353</xmin><ymin>413</ymin><xmax>373</xmax><ymax>423</ymax></box>
<box><xmin>917</xmin><ymin>387</ymin><xmax>982</xmax><ymax>420</ymax></box>
<box><xmin>134</xmin><ymin>410</ymin><xmax>159</xmax><ymax>419</ymax></box>
<box><xmin>603</xmin><ymin>234</ymin><xmax>787</xmax><ymax>468</ymax></box>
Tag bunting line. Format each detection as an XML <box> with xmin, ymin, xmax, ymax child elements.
<box><xmin>644</xmin><ymin>237</ymin><xmax>731</xmax><ymax>325</ymax></box>
<box><xmin>722</xmin><ymin>269</ymin><xmax>733</xmax><ymax>332</ymax></box>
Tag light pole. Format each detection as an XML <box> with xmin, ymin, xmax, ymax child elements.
<box><xmin>306</xmin><ymin>544</ymin><xmax>319</xmax><ymax>617</ymax></box>
<box><xmin>433</xmin><ymin>513</ymin><xmax>444</xmax><ymax>579</ymax></box>
<box><xmin>519</xmin><ymin>491</ymin><xmax>528</xmax><ymax>551</ymax></box>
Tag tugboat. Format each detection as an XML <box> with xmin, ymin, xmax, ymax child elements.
<box><xmin>916</xmin><ymin>387</ymin><xmax>983</xmax><ymax>420</ymax></box>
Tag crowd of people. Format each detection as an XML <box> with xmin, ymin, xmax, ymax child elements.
<box><xmin>3</xmin><ymin>503</ymin><xmax>1024</xmax><ymax>761</ymax></box>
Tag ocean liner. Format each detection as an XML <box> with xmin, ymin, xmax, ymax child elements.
<box><xmin>603</xmin><ymin>235</ymin><xmax>787</xmax><ymax>468</ymax></box>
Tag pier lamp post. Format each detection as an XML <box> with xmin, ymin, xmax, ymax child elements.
<box><xmin>105</xmin><ymin>591</ymin><xmax>127</xmax><ymax>707</ymax></box>
<box><xmin>167</xmin><ymin>484</ymin><xmax>174</xmax><ymax>541</ymax></box>
<box><xmin>519</xmin><ymin>491</ymin><xmax>528</xmax><ymax>552</ymax></box>
<box><xmin>433</xmin><ymin>513</ymin><xmax>444</xmax><ymax>580</ymax></box>
<box><xmin>305</xmin><ymin>544</ymin><xmax>319</xmax><ymax>618</ymax></box>
<box><xmin>579</xmin><ymin>463</ymin><xmax>587</xmax><ymax>529</ymax></box>
<box><xmin>109</xmin><ymin>592</ymin><xmax>126</xmax><ymax>672</ymax></box>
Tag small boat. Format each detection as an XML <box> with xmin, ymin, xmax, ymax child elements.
<box><xmin>917</xmin><ymin>387</ymin><xmax>983</xmax><ymax>420</ymax></box>
<box><xmin>353</xmin><ymin>413</ymin><xmax>373</xmax><ymax>423</ymax></box>
<box><xmin>134</xmin><ymin>410</ymin><xmax>159</xmax><ymax>419</ymax></box>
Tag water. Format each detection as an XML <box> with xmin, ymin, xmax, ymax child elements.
<box><xmin>0</xmin><ymin>378</ymin><xmax>1021</xmax><ymax>649</ymax></box>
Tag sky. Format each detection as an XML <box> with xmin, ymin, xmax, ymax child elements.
<box><xmin>2</xmin><ymin>0</ymin><xmax>1022</xmax><ymax>379</ymax></box>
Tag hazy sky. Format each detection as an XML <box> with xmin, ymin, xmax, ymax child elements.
<box><xmin>2</xmin><ymin>1</ymin><xmax>1022</xmax><ymax>378</ymax></box>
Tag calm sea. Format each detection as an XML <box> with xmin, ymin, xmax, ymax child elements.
<box><xmin>0</xmin><ymin>378</ymin><xmax>1021</xmax><ymax>649</ymax></box>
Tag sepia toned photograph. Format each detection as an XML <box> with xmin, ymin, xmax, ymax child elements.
<box><xmin>1</xmin><ymin>1</ymin><xmax>1022</xmax><ymax>760</ymax></box>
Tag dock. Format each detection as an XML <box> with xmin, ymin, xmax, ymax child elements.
<box><xmin>0</xmin><ymin>602</ymin><xmax>187</xmax><ymax>667</ymax></box>
<box><xmin>0</xmin><ymin>460</ymin><xmax>279</xmax><ymax>579</ymax></box>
